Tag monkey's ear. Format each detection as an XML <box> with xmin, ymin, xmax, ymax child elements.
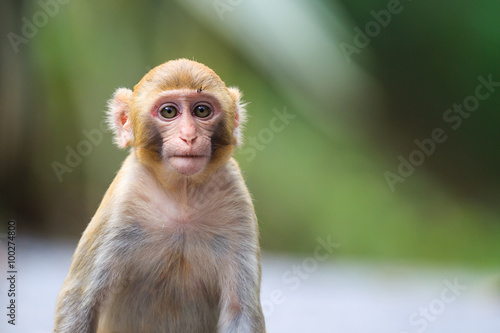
<box><xmin>228</xmin><ymin>87</ymin><xmax>247</xmax><ymax>146</ymax></box>
<box><xmin>107</xmin><ymin>88</ymin><xmax>133</xmax><ymax>148</ymax></box>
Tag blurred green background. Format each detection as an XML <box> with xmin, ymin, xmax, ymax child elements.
<box><xmin>1</xmin><ymin>0</ymin><xmax>499</xmax><ymax>267</ymax></box>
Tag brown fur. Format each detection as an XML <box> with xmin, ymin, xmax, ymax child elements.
<box><xmin>53</xmin><ymin>59</ymin><xmax>265</xmax><ymax>333</ymax></box>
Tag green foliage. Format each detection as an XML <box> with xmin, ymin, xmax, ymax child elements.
<box><xmin>3</xmin><ymin>0</ymin><xmax>498</xmax><ymax>267</ymax></box>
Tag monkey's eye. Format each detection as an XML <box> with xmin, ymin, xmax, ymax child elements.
<box><xmin>159</xmin><ymin>106</ymin><xmax>178</xmax><ymax>119</ymax></box>
<box><xmin>193</xmin><ymin>105</ymin><xmax>211</xmax><ymax>118</ymax></box>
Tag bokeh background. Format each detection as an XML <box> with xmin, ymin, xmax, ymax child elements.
<box><xmin>1</xmin><ymin>0</ymin><xmax>499</xmax><ymax>332</ymax></box>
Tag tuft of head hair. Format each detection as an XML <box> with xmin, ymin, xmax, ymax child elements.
<box><xmin>228</xmin><ymin>87</ymin><xmax>247</xmax><ymax>146</ymax></box>
<box><xmin>134</xmin><ymin>59</ymin><xmax>228</xmax><ymax>97</ymax></box>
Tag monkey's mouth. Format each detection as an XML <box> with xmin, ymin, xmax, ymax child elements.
<box><xmin>169</xmin><ymin>155</ymin><xmax>209</xmax><ymax>176</ymax></box>
<box><xmin>172</xmin><ymin>155</ymin><xmax>207</xmax><ymax>158</ymax></box>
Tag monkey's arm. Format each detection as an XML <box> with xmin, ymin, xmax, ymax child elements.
<box><xmin>218</xmin><ymin>220</ymin><xmax>266</xmax><ymax>332</ymax></box>
<box><xmin>219</xmin><ymin>251</ymin><xmax>265</xmax><ymax>333</ymax></box>
<box><xmin>53</xmin><ymin>220</ymin><xmax>112</xmax><ymax>333</ymax></box>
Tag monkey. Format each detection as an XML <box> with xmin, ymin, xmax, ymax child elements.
<box><xmin>53</xmin><ymin>59</ymin><xmax>266</xmax><ymax>333</ymax></box>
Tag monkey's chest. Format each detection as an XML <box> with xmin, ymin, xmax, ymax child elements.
<box><xmin>98</xmin><ymin>236</ymin><xmax>222</xmax><ymax>333</ymax></box>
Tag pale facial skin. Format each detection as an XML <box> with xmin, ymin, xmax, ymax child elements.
<box><xmin>151</xmin><ymin>89</ymin><xmax>223</xmax><ymax>176</ymax></box>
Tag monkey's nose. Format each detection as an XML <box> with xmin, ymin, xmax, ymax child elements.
<box><xmin>180</xmin><ymin>136</ymin><xmax>197</xmax><ymax>146</ymax></box>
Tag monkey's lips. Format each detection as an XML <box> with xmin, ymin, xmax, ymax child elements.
<box><xmin>169</xmin><ymin>154</ymin><xmax>209</xmax><ymax>175</ymax></box>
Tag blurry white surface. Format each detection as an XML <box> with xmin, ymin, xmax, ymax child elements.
<box><xmin>1</xmin><ymin>236</ymin><xmax>499</xmax><ymax>333</ymax></box>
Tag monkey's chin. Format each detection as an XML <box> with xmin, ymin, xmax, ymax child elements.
<box><xmin>169</xmin><ymin>156</ymin><xmax>209</xmax><ymax>176</ymax></box>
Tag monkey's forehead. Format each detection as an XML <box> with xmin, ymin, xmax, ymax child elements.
<box><xmin>142</xmin><ymin>89</ymin><xmax>225</xmax><ymax>108</ymax></box>
<box><xmin>134</xmin><ymin>59</ymin><xmax>227</xmax><ymax>94</ymax></box>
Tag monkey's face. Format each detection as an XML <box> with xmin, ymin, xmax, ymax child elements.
<box><xmin>108</xmin><ymin>59</ymin><xmax>246</xmax><ymax>180</ymax></box>
<box><xmin>151</xmin><ymin>89</ymin><xmax>222</xmax><ymax>176</ymax></box>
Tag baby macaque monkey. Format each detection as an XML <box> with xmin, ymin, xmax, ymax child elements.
<box><xmin>53</xmin><ymin>59</ymin><xmax>266</xmax><ymax>333</ymax></box>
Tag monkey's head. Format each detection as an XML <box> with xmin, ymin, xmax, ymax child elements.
<box><xmin>107</xmin><ymin>59</ymin><xmax>246</xmax><ymax>181</ymax></box>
